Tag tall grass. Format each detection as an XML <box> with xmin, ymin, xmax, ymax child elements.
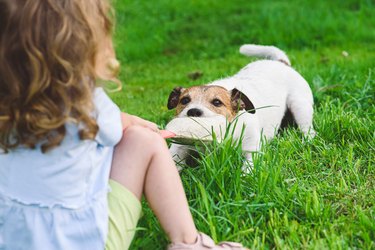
<box><xmin>111</xmin><ymin>0</ymin><xmax>375</xmax><ymax>249</ymax></box>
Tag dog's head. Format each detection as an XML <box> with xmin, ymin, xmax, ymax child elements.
<box><xmin>167</xmin><ymin>85</ymin><xmax>255</xmax><ymax>120</ymax></box>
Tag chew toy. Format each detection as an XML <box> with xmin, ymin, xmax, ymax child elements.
<box><xmin>163</xmin><ymin>116</ymin><xmax>228</xmax><ymax>144</ymax></box>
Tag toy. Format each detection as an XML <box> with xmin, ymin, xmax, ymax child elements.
<box><xmin>162</xmin><ymin>116</ymin><xmax>228</xmax><ymax>144</ymax></box>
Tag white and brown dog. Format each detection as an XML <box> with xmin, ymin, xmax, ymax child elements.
<box><xmin>167</xmin><ymin>44</ymin><xmax>316</xmax><ymax>170</ymax></box>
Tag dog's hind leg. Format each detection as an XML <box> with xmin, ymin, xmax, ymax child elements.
<box><xmin>287</xmin><ymin>95</ymin><xmax>316</xmax><ymax>139</ymax></box>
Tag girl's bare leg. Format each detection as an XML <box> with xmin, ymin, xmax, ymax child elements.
<box><xmin>110</xmin><ymin>126</ymin><xmax>197</xmax><ymax>244</ymax></box>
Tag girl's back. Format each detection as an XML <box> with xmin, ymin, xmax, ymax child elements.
<box><xmin>0</xmin><ymin>0</ymin><xmax>121</xmax><ymax>249</ymax></box>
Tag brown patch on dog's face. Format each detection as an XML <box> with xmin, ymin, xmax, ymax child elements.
<box><xmin>168</xmin><ymin>85</ymin><xmax>255</xmax><ymax>119</ymax></box>
<box><xmin>174</xmin><ymin>86</ymin><xmax>237</xmax><ymax>120</ymax></box>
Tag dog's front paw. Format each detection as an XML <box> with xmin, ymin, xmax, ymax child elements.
<box><xmin>241</xmin><ymin>158</ymin><xmax>254</xmax><ymax>174</ymax></box>
<box><xmin>303</xmin><ymin>128</ymin><xmax>317</xmax><ymax>141</ymax></box>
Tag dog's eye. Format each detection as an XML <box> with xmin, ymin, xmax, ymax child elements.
<box><xmin>180</xmin><ymin>97</ymin><xmax>191</xmax><ymax>105</ymax></box>
<box><xmin>212</xmin><ymin>99</ymin><xmax>223</xmax><ymax>107</ymax></box>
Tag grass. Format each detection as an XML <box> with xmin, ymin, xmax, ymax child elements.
<box><xmin>110</xmin><ymin>0</ymin><xmax>375</xmax><ymax>249</ymax></box>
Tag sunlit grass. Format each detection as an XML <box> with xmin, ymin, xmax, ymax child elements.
<box><xmin>111</xmin><ymin>0</ymin><xmax>375</xmax><ymax>249</ymax></box>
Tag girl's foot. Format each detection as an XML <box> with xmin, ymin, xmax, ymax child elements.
<box><xmin>168</xmin><ymin>232</ymin><xmax>248</xmax><ymax>250</ymax></box>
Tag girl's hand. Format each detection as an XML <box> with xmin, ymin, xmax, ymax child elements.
<box><xmin>121</xmin><ymin>113</ymin><xmax>159</xmax><ymax>133</ymax></box>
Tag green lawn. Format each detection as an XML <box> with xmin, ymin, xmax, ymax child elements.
<box><xmin>111</xmin><ymin>0</ymin><xmax>375</xmax><ymax>249</ymax></box>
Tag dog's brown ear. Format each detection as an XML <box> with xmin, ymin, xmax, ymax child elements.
<box><xmin>231</xmin><ymin>88</ymin><xmax>255</xmax><ymax>114</ymax></box>
<box><xmin>167</xmin><ymin>87</ymin><xmax>185</xmax><ymax>110</ymax></box>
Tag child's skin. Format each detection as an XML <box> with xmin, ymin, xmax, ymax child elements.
<box><xmin>112</xmin><ymin>116</ymin><xmax>198</xmax><ymax>243</ymax></box>
<box><xmin>96</xmin><ymin>33</ymin><xmax>198</xmax><ymax>244</ymax></box>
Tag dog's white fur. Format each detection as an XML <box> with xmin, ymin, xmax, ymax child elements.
<box><xmin>169</xmin><ymin>44</ymin><xmax>315</xmax><ymax>170</ymax></box>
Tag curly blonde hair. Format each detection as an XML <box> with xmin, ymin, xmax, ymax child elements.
<box><xmin>0</xmin><ymin>0</ymin><xmax>119</xmax><ymax>153</ymax></box>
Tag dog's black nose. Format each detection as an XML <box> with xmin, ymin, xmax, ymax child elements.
<box><xmin>187</xmin><ymin>108</ymin><xmax>203</xmax><ymax>117</ymax></box>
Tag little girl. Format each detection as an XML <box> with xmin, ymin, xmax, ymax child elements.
<box><xmin>0</xmin><ymin>0</ymin><xmax>247</xmax><ymax>249</ymax></box>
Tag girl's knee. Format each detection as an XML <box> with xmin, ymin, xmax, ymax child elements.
<box><xmin>119</xmin><ymin>126</ymin><xmax>166</xmax><ymax>152</ymax></box>
<box><xmin>111</xmin><ymin>126</ymin><xmax>167</xmax><ymax>185</ymax></box>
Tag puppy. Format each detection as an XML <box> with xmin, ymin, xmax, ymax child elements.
<box><xmin>167</xmin><ymin>44</ymin><xmax>316</xmax><ymax>171</ymax></box>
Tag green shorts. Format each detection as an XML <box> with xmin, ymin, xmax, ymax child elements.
<box><xmin>106</xmin><ymin>180</ymin><xmax>142</xmax><ymax>250</ymax></box>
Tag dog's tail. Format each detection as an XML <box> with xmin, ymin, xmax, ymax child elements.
<box><xmin>239</xmin><ymin>44</ymin><xmax>291</xmax><ymax>66</ymax></box>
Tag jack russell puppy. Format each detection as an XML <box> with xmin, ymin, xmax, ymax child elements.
<box><xmin>167</xmin><ymin>44</ymin><xmax>316</xmax><ymax>171</ymax></box>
